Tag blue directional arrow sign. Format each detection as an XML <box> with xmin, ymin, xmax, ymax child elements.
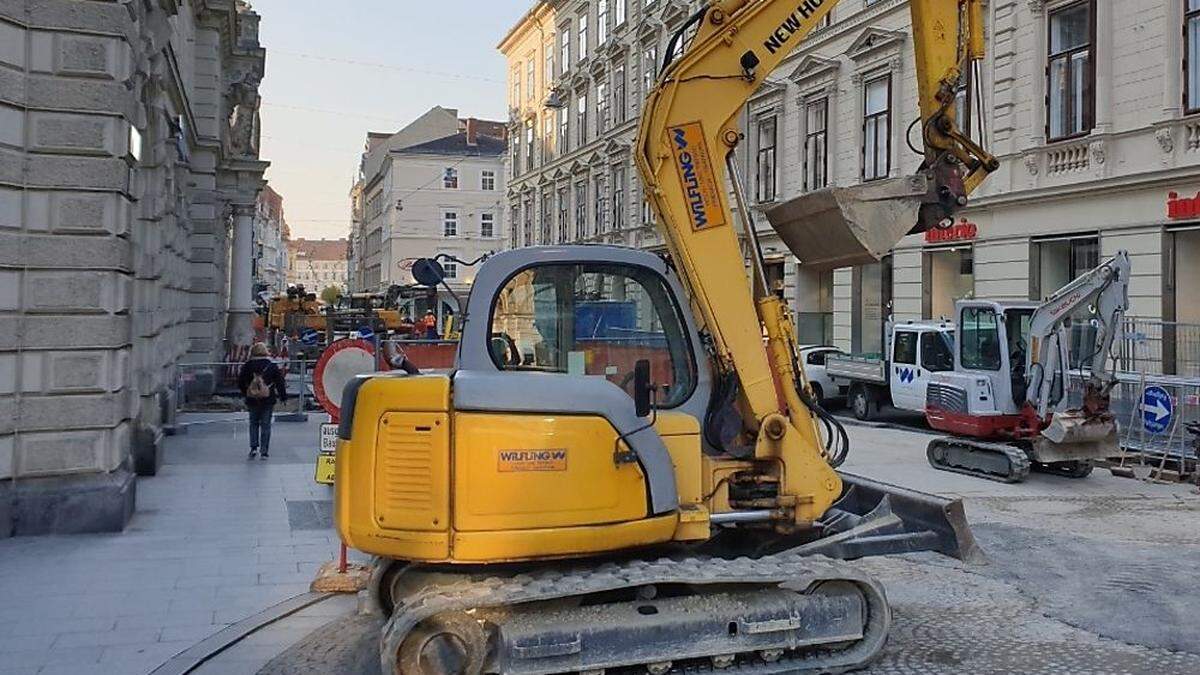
<box><xmin>1141</xmin><ymin>386</ymin><xmax>1174</xmax><ymax>434</ymax></box>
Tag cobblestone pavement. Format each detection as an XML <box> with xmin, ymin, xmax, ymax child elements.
<box><xmin>0</xmin><ymin>414</ymin><xmax>340</xmax><ymax>675</ymax></box>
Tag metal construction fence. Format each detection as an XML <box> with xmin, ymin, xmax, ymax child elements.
<box><xmin>171</xmin><ymin>338</ymin><xmax>459</xmax><ymax>416</ymax></box>
<box><xmin>1067</xmin><ymin>371</ymin><xmax>1199</xmax><ymax>471</ymax></box>
<box><xmin>174</xmin><ymin>359</ymin><xmax>315</xmax><ymax>416</ymax></box>
<box><xmin>1113</xmin><ymin>317</ymin><xmax>1200</xmax><ymax>379</ymax></box>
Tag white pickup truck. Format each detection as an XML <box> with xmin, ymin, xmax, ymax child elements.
<box><xmin>826</xmin><ymin>320</ymin><xmax>956</xmax><ymax>421</ymax></box>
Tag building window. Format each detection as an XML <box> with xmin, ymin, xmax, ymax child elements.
<box><xmin>543</xmin><ymin>111</ymin><xmax>555</xmax><ymax>160</ymax></box>
<box><xmin>558</xmin><ymin>186</ymin><xmax>570</xmax><ymax>242</ymax></box>
<box><xmin>523</xmin><ymin>198</ymin><xmax>534</xmax><ymax>246</ymax></box>
<box><xmin>443</xmin><ymin>167</ymin><xmax>459</xmax><ymax>189</ymax></box>
<box><xmin>540</xmin><ymin>191</ymin><xmax>552</xmax><ymax>244</ymax></box>
<box><xmin>545</xmin><ymin>41</ymin><xmax>556</xmax><ymax>83</ymax></box>
<box><xmin>862</xmin><ymin>74</ymin><xmax>891</xmax><ymax>181</ymax></box>
<box><xmin>613</xmin><ymin>65</ymin><xmax>627</xmax><ymax>123</ymax></box>
<box><xmin>804</xmin><ymin>98</ymin><xmax>828</xmax><ymax>191</ymax></box>
<box><xmin>559</xmin><ymin>107</ymin><xmax>570</xmax><ymax>154</ymax></box>
<box><xmin>525</xmin><ymin>118</ymin><xmax>536</xmax><ymax>171</ymax></box>
<box><xmin>598</xmin><ymin>0</ymin><xmax>609</xmax><ymax>44</ymax></box>
<box><xmin>443</xmin><ymin>262</ymin><xmax>457</xmax><ymax>279</ymax></box>
<box><xmin>612</xmin><ymin>165</ymin><xmax>626</xmax><ymax>231</ymax></box>
<box><xmin>1047</xmin><ymin>1</ymin><xmax>1094</xmax><ymax>141</ymax></box>
<box><xmin>643</xmin><ymin>45</ymin><xmax>658</xmax><ymax>94</ymax></box>
<box><xmin>577</xmin><ymin>92</ymin><xmax>588</xmax><ymax>146</ymax></box>
<box><xmin>510</xmin><ymin>137</ymin><xmax>521</xmax><ymax>177</ymax></box>
<box><xmin>510</xmin><ymin>204</ymin><xmax>520</xmax><ymax>249</ymax></box>
<box><xmin>755</xmin><ymin>116</ymin><xmax>777</xmax><ymax>203</ymax></box>
<box><xmin>481</xmin><ymin>169</ymin><xmax>496</xmax><ymax>191</ymax></box>
<box><xmin>616</xmin><ymin>0</ymin><xmax>626</xmax><ymax>26</ymax></box>
<box><xmin>574</xmin><ymin>182</ymin><xmax>588</xmax><ymax>239</ymax></box>
<box><xmin>511</xmin><ymin>67</ymin><xmax>521</xmax><ymax>106</ymax></box>
<box><xmin>597</xmin><ymin>80</ymin><xmax>610</xmax><ymax>134</ymax></box>
<box><xmin>561</xmin><ymin>27</ymin><xmax>571</xmax><ymax>73</ymax></box>
<box><xmin>443</xmin><ymin>211</ymin><xmax>458</xmax><ymax>237</ymax></box>
<box><xmin>526</xmin><ymin>59</ymin><xmax>536</xmax><ymax>100</ymax></box>
<box><xmin>1031</xmin><ymin>236</ymin><xmax>1100</xmax><ymax>300</ymax></box>
<box><xmin>1187</xmin><ymin>0</ymin><xmax>1200</xmax><ymax>112</ymax></box>
<box><xmin>578</xmin><ymin>14</ymin><xmax>588</xmax><ymax>62</ymax></box>
<box><xmin>595</xmin><ymin>177</ymin><xmax>609</xmax><ymax>233</ymax></box>
<box><xmin>481</xmin><ymin>212</ymin><xmax>495</xmax><ymax>238</ymax></box>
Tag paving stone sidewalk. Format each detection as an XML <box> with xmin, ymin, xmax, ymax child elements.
<box><xmin>0</xmin><ymin>414</ymin><xmax>341</xmax><ymax>675</ymax></box>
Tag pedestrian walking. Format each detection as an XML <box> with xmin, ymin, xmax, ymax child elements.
<box><xmin>238</xmin><ymin>343</ymin><xmax>289</xmax><ymax>460</ymax></box>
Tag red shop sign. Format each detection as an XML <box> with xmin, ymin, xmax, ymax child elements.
<box><xmin>926</xmin><ymin>218</ymin><xmax>978</xmax><ymax>244</ymax></box>
<box><xmin>1167</xmin><ymin>191</ymin><xmax>1200</xmax><ymax>220</ymax></box>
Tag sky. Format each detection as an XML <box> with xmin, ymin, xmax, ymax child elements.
<box><xmin>253</xmin><ymin>0</ymin><xmax>531</xmax><ymax>241</ymax></box>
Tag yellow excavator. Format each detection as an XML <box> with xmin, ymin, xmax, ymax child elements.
<box><xmin>335</xmin><ymin>1</ymin><xmax>999</xmax><ymax>673</ymax></box>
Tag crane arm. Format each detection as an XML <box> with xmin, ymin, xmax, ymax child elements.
<box><xmin>634</xmin><ymin>0</ymin><xmax>997</xmax><ymax>524</ymax></box>
<box><xmin>1027</xmin><ymin>251</ymin><xmax>1131</xmax><ymax>416</ymax></box>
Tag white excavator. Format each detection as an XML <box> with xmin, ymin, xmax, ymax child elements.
<box><xmin>926</xmin><ymin>251</ymin><xmax>1132</xmax><ymax>482</ymax></box>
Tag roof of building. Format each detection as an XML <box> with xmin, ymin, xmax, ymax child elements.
<box><xmin>395</xmin><ymin>131</ymin><xmax>507</xmax><ymax>157</ymax></box>
<box><xmin>289</xmin><ymin>238</ymin><xmax>348</xmax><ymax>261</ymax></box>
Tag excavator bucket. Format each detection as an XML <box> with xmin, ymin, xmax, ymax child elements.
<box><xmin>765</xmin><ymin>175</ymin><xmax>930</xmax><ymax>270</ymax></box>
<box><xmin>787</xmin><ymin>472</ymin><xmax>983</xmax><ymax>563</ymax></box>
<box><xmin>1031</xmin><ymin>411</ymin><xmax>1121</xmax><ymax>463</ymax></box>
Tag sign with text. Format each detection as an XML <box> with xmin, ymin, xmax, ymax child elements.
<box><xmin>1167</xmin><ymin>191</ymin><xmax>1200</xmax><ymax>220</ymax></box>
<box><xmin>925</xmin><ymin>218</ymin><xmax>978</xmax><ymax>244</ymax></box>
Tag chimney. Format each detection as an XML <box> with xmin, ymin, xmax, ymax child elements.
<box><xmin>465</xmin><ymin>118</ymin><xmax>478</xmax><ymax>147</ymax></box>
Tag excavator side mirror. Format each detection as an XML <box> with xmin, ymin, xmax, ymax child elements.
<box><xmin>633</xmin><ymin>359</ymin><xmax>653</xmax><ymax>418</ymax></box>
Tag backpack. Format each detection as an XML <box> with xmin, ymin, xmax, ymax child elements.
<box><xmin>247</xmin><ymin>372</ymin><xmax>271</xmax><ymax>399</ymax></box>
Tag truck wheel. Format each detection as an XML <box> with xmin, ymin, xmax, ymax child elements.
<box><xmin>810</xmin><ymin>383</ymin><xmax>825</xmax><ymax>407</ymax></box>
<box><xmin>850</xmin><ymin>386</ymin><xmax>875</xmax><ymax>421</ymax></box>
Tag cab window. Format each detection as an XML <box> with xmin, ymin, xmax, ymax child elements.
<box><xmin>961</xmin><ymin>307</ymin><xmax>1001</xmax><ymax>371</ymax></box>
<box><xmin>893</xmin><ymin>331</ymin><xmax>918</xmax><ymax>365</ymax></box>
<box><xmin>489</xmin><ymin>263</ymin><xmax>696</xmax><ymax>407</ymax></box>
<box><xmin>920</xmin><ymin>331</ymin><xmax>955</xmax><ymax>372</ymax></box>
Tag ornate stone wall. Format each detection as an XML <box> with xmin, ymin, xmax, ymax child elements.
<box><xmin>0</xmin><ymin>0</ymin><xmax>267</xmax><ymax>536</ymax></box>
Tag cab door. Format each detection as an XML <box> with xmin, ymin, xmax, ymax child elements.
<box><xmin>890</xmin><ymin>329</ymin><xmax>922</xmax><ymax>411</ymax></box>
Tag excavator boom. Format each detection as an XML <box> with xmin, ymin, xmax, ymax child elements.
<box><xmin>635</xmin><ymin>0</ymin><xmax>998</xmax><ymax>520</ymax></box>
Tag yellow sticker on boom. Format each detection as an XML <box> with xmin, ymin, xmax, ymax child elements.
<box><xmin>668</xmin><ymin>121</ymin><xmax>726</xmax><ymax>231</ymax></box>
<box><xmin>498</xmin><ymin>449</ymin><xmax>568</xmax><ymax>472</ymax></box>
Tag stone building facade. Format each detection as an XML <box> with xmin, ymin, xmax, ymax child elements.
<box><xmin>503</xmin><ymin>0</ymin><xmax>1200</xmax><ymax>376</ymax></box>
<box><xmin>287</xmin><ymin>238</ymin><xmax>348</xmax><ymax>295</ymax></box>
<box><xmin>351</xmin><ymin>107</ymin><xmax>507</xmax><ymax>330</ymax></box>
<box><xmin>0</xmin><ymin>0</ymin><xmax>267</xmax><ymax>536</ymax></box>
<box><xmin>736</xmin><ymin>0</ymin><xmax>1200</xmax><ymax>373</ymax></box>
<box><xmin>254</xmin><ymin>184</ymin><xmax>288</xmax><ymax>298</ymax></box>
<box><xmin>499</xmin><ymin>0</ymin><xmax>698</xmax><ymax>255</ymax></box>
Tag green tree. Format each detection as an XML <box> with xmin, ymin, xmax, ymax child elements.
<box><xmin>320</xmin><ymin>286</ymin><xmax>343</xmax><ymax>305</ymax></box>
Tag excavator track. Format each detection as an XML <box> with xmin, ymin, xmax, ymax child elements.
<box><xmin>926</xmin><ymin>437</ymin><xmax>1032</xmax><ymax>484</ymax></box>
<box><xmin>376</xmin><ymin>553</ymin><xmax>890</xmax><ymax>675</ymax></box>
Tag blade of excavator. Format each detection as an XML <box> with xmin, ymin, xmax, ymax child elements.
<box><xmin>786</xmin><ymin>471</ymin><xmax>983</xmax><ymax>563</ymax></box>
<box><xmin>765</xmin><ymin>175</ymin><xmax>930</xmax><ymax>271</ymax></box>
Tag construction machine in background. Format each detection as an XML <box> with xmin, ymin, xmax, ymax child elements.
<box><xmin>926</xmin><ymin>251</ymin><xmax>1132</xmax><ymax>482</ymax></box>
<box><xmin>335</xmin><ymin>2</ymin><xmax>998</xmax><ymax>673</ymax></box>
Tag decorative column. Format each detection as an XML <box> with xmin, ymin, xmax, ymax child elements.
<box><xmin>227</xmin><ymin>202</ymin><xmax>257</xmax><ymax>351</ymax></box>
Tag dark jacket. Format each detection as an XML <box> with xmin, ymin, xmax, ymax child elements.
<box><xmin>238</xmin><ymin>358</ymin><xmax>289</xmax><ymax>408</ymax></box>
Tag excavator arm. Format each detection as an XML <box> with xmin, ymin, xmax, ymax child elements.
<box><xmin>634</xmin><ymin>0</ymin><xmax>998</xmax><ymax>524</ymax></box>
<box><xmin>1027</xmin><ymin>251</ymin><xmax>1132</xmax><ymax>418</ymax></box>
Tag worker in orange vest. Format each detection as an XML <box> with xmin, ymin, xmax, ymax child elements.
<box><xmin>421</xmin><ymin>310</ymin><xmax>438</xmax><ymax>340</ymax></box>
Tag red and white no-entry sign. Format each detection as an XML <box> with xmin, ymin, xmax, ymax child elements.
<box><xmin>312</xmin><ymin>339</ymin><xmax>388</xmax><ymax>421</ymax></box>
